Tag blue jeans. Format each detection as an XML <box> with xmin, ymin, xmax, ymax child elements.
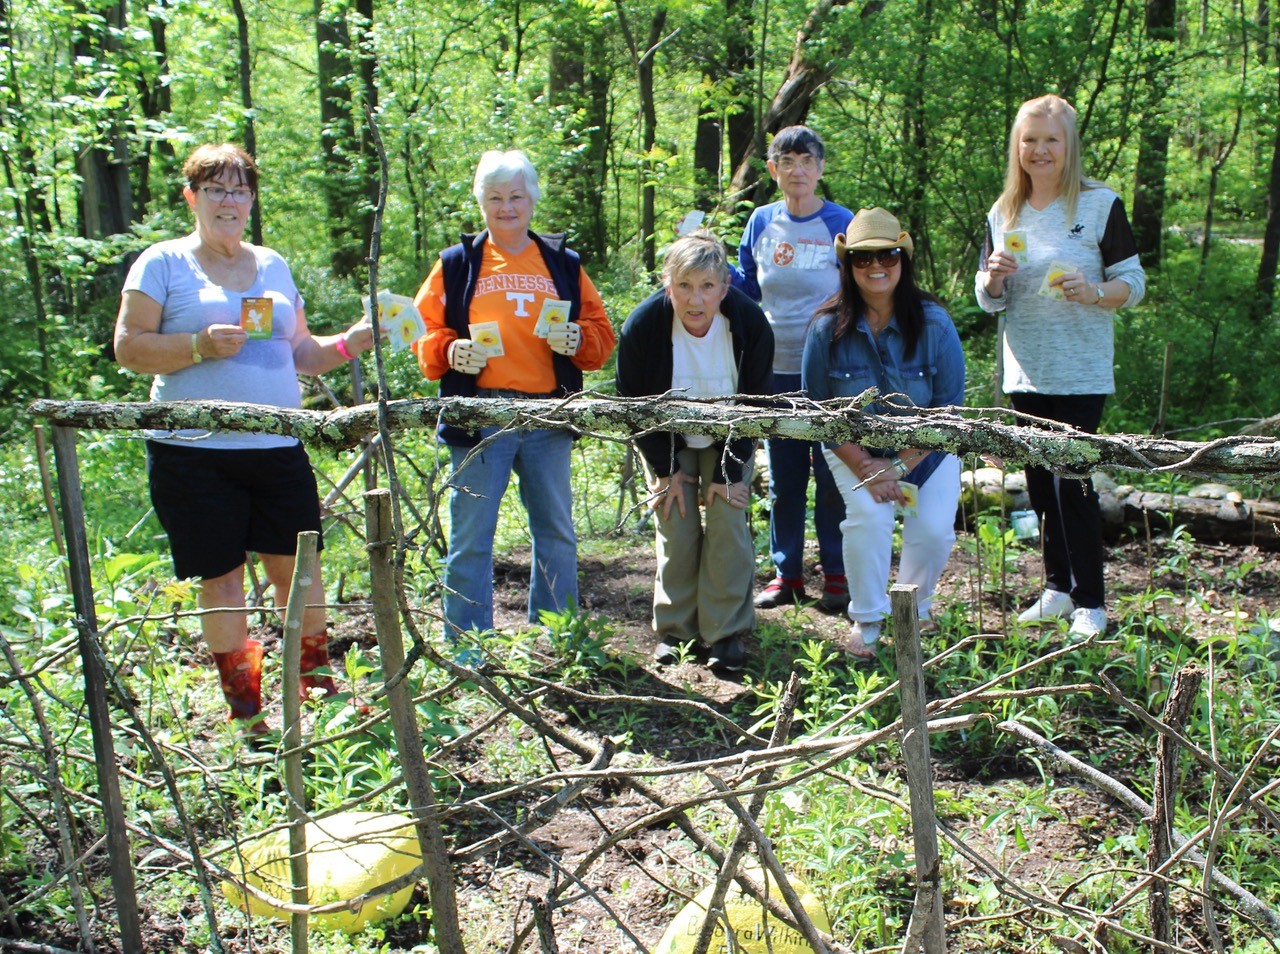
<box><xmin>766</xmin><ymin>372</ymin><xmax>845</xmax><ymax>580</ymax></box>
<box><xmin>443</xmin><ymin>427</ymin><xmax>578</xmax><ymax>639</ymax></box>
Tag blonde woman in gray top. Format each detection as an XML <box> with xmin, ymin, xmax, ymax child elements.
<box><xmin>975</xmin><ymin>94</ymin><xmax>1145</xmax><ymax>640</ymax></box>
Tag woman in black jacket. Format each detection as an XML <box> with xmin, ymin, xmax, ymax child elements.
<box><xmin>616</xmin><ymin>231</ymin><xmax>774</xmax><ymax>672</ymax></box>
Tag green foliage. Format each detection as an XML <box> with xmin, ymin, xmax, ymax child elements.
<box><xmin>1</xmin><ymin>0</ymin><xmax>1278</xmax><ymax>446</ymax></box>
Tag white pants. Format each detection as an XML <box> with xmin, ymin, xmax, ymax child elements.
<box><xmin>823</xmin><ymin>450</ymin><xmax>961</xmax><ymax>624</ymax></box>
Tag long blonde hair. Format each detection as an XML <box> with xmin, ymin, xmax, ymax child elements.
<box><xmin>995</xmin><ymin>94</ymin><xmax>1099</xmax><ymax>226</ymax></box>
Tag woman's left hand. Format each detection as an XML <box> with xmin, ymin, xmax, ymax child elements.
<box><xmin>706</xmin><ymin>481</ymin><xmax>750</xmax><ymax>510</ymax></box>
<box><xmin>855</xmin><ymin>459</ymin><xmax>904</xmax><ymax>505</ymax></box>
<box><xmin>547</xmin><ymin>322</ymin><xmax>582</xmax><ymax>356</ymax></box>
<box><xmin>1050</xmin><ymin>271</ymin><xmax>1102</xmax><ymax>304</ymax></box>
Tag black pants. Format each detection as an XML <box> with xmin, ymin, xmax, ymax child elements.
<box><xmin>1009</xmin><ymin>392</ymin><xmax>1107</xmax><ymax>610</ymax></box>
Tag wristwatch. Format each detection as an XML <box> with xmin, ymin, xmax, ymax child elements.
<box><xmin>190</xmin><ymin>332</ymin><xmax>203</xmax><ymax>364</ymax></box>
<box><xmin>892</xmin><ymin>455</ymin><xmax>909</xmax><ymax>478</ymax></box>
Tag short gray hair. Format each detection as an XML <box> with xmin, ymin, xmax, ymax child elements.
<box><xmin>472</xmin><ymin>150</ymin><xmax>541</xmax><ymax>207</ymax></box>
<box><xmin>661</xmin><ymin>230</ymin><xmax>730</xmax><ymax>285</ymax></box>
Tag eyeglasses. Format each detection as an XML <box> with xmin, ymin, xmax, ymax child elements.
<box><xmin>848</xmin><ymin>248</ymin><xmax>903</xmax><ymax>269</ymax></box>
<box><xmin>198</xmin><ymin>185</ymin><xmax>255</xmax><ymax>205</ymax></box>
<box><xmin>775</xmin><ymin>154</ymin><xmax>820</xmax><ymax>173</ymax></box>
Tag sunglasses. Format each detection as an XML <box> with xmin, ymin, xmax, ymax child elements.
<box><xmin>848</xmin><ymin>248</ymin><xmax>903</xmax><ymax>269</ymax></box>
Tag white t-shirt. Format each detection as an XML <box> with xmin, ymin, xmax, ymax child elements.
<box><xmin>671</xmin><ymin>314</ymin><xmax>737</xmax><ymax>449</ymax></box>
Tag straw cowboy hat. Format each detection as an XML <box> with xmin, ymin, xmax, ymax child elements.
<box><xmin>834</xmin><ymin>207</ymin><xmax>915</xmax><ymax>260</ymax></box>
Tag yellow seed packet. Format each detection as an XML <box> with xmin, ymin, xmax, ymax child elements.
<box><xmin>361</xmin><ymin>290</ymin><xmax>425</xmax><ymax>351</ymax></box>
<box><xmin>468</xmin><ymin>321</ymin><xmax>505</xmax><ymax>357</ymax></box>
<box><xmin>896</xmin><ymin>480</ymin><xmax>919</xmax><ymax>519</ymax></box>
<box><xmin>240</xmin><ymin>297</ymin><xmax>274</xmax><ymax>339</ymax></box>
<box><xmin>1037</xmin><ymin>260</ymin><xmax>1076</xmax><ymax>300</ymax></box>
<box><xmin>1003</xmin><ymin>230</ymin><xmax>1028</xmax><ymax>264</ymax></box>
<box><xmin>534</xmin><ymin>298</ymin><xmax>572</xmax><ymax>338</ymax></box>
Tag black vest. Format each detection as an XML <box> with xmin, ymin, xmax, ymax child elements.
<box><xmin>436</xmin><ymin>229</ymin><xmax>583</xmax><ymax>447</ymax></box>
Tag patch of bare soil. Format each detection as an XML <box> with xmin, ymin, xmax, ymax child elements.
<box><xmin>14</xmin><ymin>526</ymin><xmax>1278</xmax><ymax>952</ymax></box>
<box><xmin>453</xmin><ymin>528</ymin><xmax>1280</xmax><ymax>950</ymax></box>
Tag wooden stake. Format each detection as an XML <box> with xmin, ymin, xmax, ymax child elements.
<box><xmin>281</xmin><ymin>531</ymin><xmax>317</xmax><ymax>953</ymax></box>
<box><xmin>1148</xmin><ymin>662</ymin><xmax>1203</xmax><ymax>947</ymax></box>
<box><xmin>891</xmin><ymin>584</ymin><xmax>946</xmax><ymax>954</ymax></box>
<box><xmin>364</xmin><ymin>489</ymin><xmax>466</xmax><ymax>954</ymax></box>
<box><xmin>50</xmin><ymin>425</ymin><xmax>143</xmax><ymax>952</ymax></box>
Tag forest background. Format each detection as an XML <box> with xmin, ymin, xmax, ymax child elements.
<box><xmin>5</xmin><ymin>0</ymin><xmax>1280</xmax><ymax>433</ymax></box>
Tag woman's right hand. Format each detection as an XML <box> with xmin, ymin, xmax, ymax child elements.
<box><xmin>448</xmin><ymin>338</ymin><xmax>489</xmax><ymax>375</ymax></box>
<box><xmin>201</xmin><ymin>323</ymin><xmax>248</xmax><ymax>359</ymax></box>
<box><xmin>984</xmin><ymin>250</ymin><xmax>1019</xmax><ymax>297</ymax></box>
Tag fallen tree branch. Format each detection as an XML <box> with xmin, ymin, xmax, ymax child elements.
<box><xmin>27</xmin><ymin>394</ymin><xmax>1280</xmax><ymax>477</ymax></box>
<box><xmin>997</xmin><ymin>719</ymin><xmax>1280</xmax><ymax>937</ymax></box>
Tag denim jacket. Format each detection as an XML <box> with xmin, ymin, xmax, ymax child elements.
<box><xmin>801</xmin><ymin>298</ymin><xmax>964</xmax><ymax>485</ymax></box>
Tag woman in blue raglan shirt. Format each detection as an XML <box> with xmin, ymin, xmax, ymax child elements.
<box><xmin>737</xmin><ymin>125</ymin><xmax>854</xmax><ymax>613</ymax></box>
<box><xmin>803</xmin><ymin>208</ymin><xmax>965</xmax><ymax>659</ymax></box>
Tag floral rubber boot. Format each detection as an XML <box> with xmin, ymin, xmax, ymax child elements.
<box><xmin>212</xmin><ymin>638</ymin><xmax>268</xmax><ymax>735</ymax></box>
<box><xmin>299</xmin><ymin>631</ymin><xmax>340</xmax><ymax>701</ymax></box>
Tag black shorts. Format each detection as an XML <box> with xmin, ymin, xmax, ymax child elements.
<box><xmin>146</xmin><ymin>440</ymin><xmax>324</xmax><ymax>581</ymax></box>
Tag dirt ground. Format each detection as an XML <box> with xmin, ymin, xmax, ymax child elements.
<box><xmin>13</xmin><ymin>522</ymin><xmax>1280</xmax><ymax>952</ymax></box>
<box><xmin>384</xmin><ymin>526</ymin><xmax>1280</xmax><ymax>952</ymax></box>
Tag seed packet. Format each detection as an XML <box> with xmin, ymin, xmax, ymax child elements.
<box><xmin>362</xmin><ymin>291</ymin><xmax>426</xmax><ymax>351</ymax></box>
<box><xmin>676</xmin><ymin>210</ymin><xmax>706</xmax><ymax>237</ymax></box>
<box><xmin>1037</xmin><ymin>260</ymin><xmax>1076</xmax><ymax>300</ymax></box>
<box><xmin>897</xmin><ymin>481</ymin><xmax>919</xmax><ymax>519</ymax></box>
<box><xmin>1003</xmin><ymin>230</ymin><xmax>1028</xmax><ymax>264</ymax></box>
<box><xmin>240</xmin><ymin>297</ymin><xmax>274</xmax><ymax>340</ymax></box>
<box><xmin>534</xmin><ymin>298</ymin><xmax>572</xmax><ymax>338</ymax></box>
<box><xmin>468</xmin><ymin>321</ymin><xmax>505</xmax><ymax>357</ymax></box>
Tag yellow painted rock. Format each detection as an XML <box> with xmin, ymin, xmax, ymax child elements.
<box><xmin>656</xmin><ymin>864</ymin><xmax>831</xmax><ymax>954</ymax></box>
<box><xmin>221</xmin><ymin>810</ymin><xmax>421</xmax><ymax>933</ymax></box>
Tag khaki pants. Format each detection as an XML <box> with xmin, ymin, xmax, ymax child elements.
<box><xmin>647</xmin><ymin>446</ymin><xmax>756</xmax><ymax>645</ymax></box>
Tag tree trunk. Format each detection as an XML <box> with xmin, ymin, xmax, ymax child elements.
<box><xmin>1</xmin><ymin>0</ymin><xmax>62</xmax><ymax>394</ymax></box>
<box><xmin>638</xmin><ymin>9</ymin><xmax>667</xmax><ymax>273</ymax></box>
<box><xmin>726</xmin><ymin>0</ymin><xmax>873</xmax><ymax>210</ymax></box>
<box><xmin>356</xmin><ymin>0</ymin><xmax>378</xmax><ymax>269</ymax></box>
<box><xmin>316</xmin><ymin>0</ymin><xmax>369</xmax><ymax>278</ymax></box>
<box><xmin>1253</xmin><ymin>61</ymin><xmax>1280</xmax><ymax>321</ymax></box>
<box><xmin>1259</xmin><ymin>0</ymin><xmax>1271</xmax><ymax>65</ymax></box>
<box><xmin>135</xmin><ymin>0</ymin><xmax>178</xmax><ymax>217</ymax></box>
<box><xmin>693</xmin><ymin>103</ymin><xmax>721</xmax><ymax>212</ymax></box>
<box><xmin>1100</xmin><ymin>486</ymin><xmax>1280</xmax><ymax>549</ymax></box>
<box><xmin>549</xmin><ymin>17</ymin><xmax>608</xmax><ymax>264</ymax></box>
<box><xmin>229</xmin><ymin>0</ymin><xmax>262</xmax><ymax>245</ymax></box>
<box><xmin>903</xmin><ymin>0</ymin><xmax>933</xmax><ymax>277</ymax></box>
<box><xmin>724</xmin><ymin>0</ymin><xmax>757</xmax><ymax>188</ymax></box>
<box><xmin>72</xmin><ymin>0</ymin><xmax>133</xmax><ymax>241</ymax></box>
<box><xmin>1129</xmin><ymin>0</ymin><xmax>1177</xmax><ymax>267</ymax></box>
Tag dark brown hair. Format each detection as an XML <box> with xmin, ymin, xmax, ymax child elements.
<box><xmin>182</xmin><ymin>143</ymin><xmax>258</xmax><ymax>193</ymax></box>
<box><xmin>817</xmin><ymin>249</ymin><xmax>938</xmax><ymax>359</ymax></box>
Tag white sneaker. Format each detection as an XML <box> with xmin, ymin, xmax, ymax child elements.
<box><xmin>1017</xmin><ymin>589</ymin><xmax>1075</xmax><ymax>623</ymax></box>
<box><xmin>1068</xmin><ymin>607</ymin><xmax>1107</xmax><ymax>640</ymax></box>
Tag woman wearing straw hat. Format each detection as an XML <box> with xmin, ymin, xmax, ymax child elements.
<box><xmin>802</xmin><ymin>208</ymin><xmax>965</xmax><ymax>658</ymax></box>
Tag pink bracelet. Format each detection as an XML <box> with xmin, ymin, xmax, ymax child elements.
<box><xmin>334</xmin><ymin>333</ymin><xmax>355</xmax><ymax>361</ymax></box>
